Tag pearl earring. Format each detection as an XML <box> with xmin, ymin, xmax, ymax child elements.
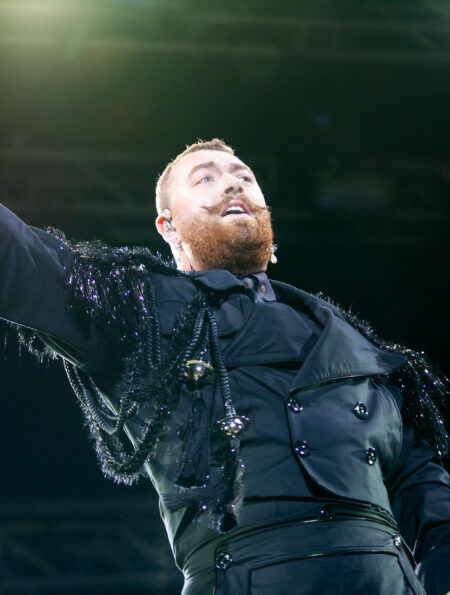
<box><xmin>270</xmin><ymin>244</ymin><xmax>278</xmax><ymax>264</ymax></box>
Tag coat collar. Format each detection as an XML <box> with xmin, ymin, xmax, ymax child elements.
<box><xmin>271</xmin><ymin>280</ymin><xmax>407</xmax><ymax>390</ymax></box>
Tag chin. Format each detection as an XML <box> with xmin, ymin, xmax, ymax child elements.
<box><xmin>183</xmin><ymin>209</ymin><xmax>273</xmax><ymax>273</ymax></box>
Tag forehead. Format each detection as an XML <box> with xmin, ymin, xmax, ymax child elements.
<box><xmin>171</xmin><ymin>149</ymin><xmax>249</xmax><ymax>181</ymax></box>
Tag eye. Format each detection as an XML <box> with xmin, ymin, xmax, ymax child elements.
<box><xmin>239</xmin><ymin>175</ymin><xmax>252</xmax><ymax>183</ymax></box>
<box><xmin>198</xmin><ymin>175</ymin><xmax>213</xmax><ymax>184</ymax></box>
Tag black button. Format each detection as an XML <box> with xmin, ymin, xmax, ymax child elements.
<box><xmin>366</xmin><ymin>447</ymin><xmax>377</xmax><ymax>465</ymax></box>
<box><xmin>215</xmin><ymin>551</ymin><xmax>233</xmax><ymax>570</ymax></box>
<box><xmin>353</xmin><ymin>401</ymin><xmax>368</xmax><ymax>419</ymax></box>
<box><xmin>294</xmin><ymin>440</ymin><xmax>310</xmax><ymax>457</ymax></box>
<box><xmin>320</xmin><ymin>506</ymin><xmax>335</xmax><ymax>520</ymax></box>
<box><xmin>287</xmin><ymin>397</ymin><xmax>303</xmax><ymax>413</ymax></box>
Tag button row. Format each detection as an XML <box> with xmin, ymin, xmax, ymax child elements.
<box><xmin>293</xmin><ymin>440</ymin><xmax>378</xmax><ymax>465</ymax></box>
<box><xmin>288</xmin><ymin>398</ymin><xmax>374</xmax><ymax>464</ymax></box>
<box><xmin>287</xmin><ymin>399</ymin><xmax>369</xmax><ymax>419</ymax></box>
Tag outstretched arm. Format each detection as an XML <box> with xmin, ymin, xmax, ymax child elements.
<box><xmin>0</xmin><ymin>202</ymin><xmax>105</xmax><ymax>375</ymax></box>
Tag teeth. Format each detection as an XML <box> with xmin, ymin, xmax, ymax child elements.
<box><xmin>225</xmin><ymin>206</ymin><xmax>245</xmax><ymax>215</ymax></box>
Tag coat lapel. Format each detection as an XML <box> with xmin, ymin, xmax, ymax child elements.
<box><xmin>271</xmin><ymin>280</ymin><xmax>407</xmax><ymax>390</ymax></box>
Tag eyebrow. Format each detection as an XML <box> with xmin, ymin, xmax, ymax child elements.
<box><xmin>188</xmin><ymin>160</ymin><xmax>255</xmax><ymax>179</ymax></box>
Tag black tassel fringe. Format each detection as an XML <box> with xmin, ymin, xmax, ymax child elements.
<box><xmin>175</xmin><ymin>391</ymin><xmax>212</xmax><ymax>488</ymax></box>
<box><xmin>162</xmin><ymin>436</ymin><xmax>245</xmax><ymax>533</ymax></box>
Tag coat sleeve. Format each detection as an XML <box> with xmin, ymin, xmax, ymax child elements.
<box><xmin>386</xmin><ymin>393</ymin><xmax>450</xmax><ymax>595</ymax></box>
<box><xmin>0</xmin><ymin>202</ymin><xmax>109</xmax><ymax>381</ymax></box>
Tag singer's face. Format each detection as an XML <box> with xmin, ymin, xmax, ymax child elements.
<box><xmin>167</xmin><ymin>149</ymin><xmax>267</xmax><ymax>225</ymax></box>
<box><xmin>165</xmin><ymin>149</ymin><xmax>273</xmax><ymax>273</ymax></box>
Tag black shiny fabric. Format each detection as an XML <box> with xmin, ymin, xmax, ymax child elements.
<box><xmin>182</xmin><ymin>513</ymin><xmax>425</xmax><ymax>595</ymax></box>
<box><xmin>0</xmin><ymin>203</ymin><xmax>449</xmax><ymax>594</ymax></box>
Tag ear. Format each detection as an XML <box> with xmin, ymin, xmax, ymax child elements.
<box><xmin>155</xmin><ymin>213</ymin><xmax>178</xmax><ymax>244</ymax></box>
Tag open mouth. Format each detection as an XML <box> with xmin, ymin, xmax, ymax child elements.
<box><xmin>220</xmin><ymin>199</ymin><xmax>252</xmax><ymax>217</ymax></box>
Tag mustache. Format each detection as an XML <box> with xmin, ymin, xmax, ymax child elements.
<box><xmin>203</xmin><ymin>194</ymin><xmax>271</xmax><ymax>216</ymax></box>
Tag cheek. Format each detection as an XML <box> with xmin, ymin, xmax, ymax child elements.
<box><xmin>251</xmin><ymin>190</ymin><xmax>266</xmax><ymax>207</ymax></box>
<box><xmin>170</xmin><ymin>195</ymin><xmax>198</xmax><ymax>223</ymax></box>
<box><xmin>174</xmin><ymin>210</ymin><xmax>203</xmax><ymax>235</ymax></box>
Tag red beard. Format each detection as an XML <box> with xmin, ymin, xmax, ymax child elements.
<box><xmin>180</xmin><ymin>196</ymin><xmax>274</xmax><ymax>274</ymax></box>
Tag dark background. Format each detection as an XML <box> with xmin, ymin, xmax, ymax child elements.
<box><xmin>0</xmin><ymin>0</ymin><xmax>449</xmax><ymax>592</ymax></box>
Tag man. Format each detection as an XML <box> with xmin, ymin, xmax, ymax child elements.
<box><xmin>0</xmin><ymin>139</ymin><xmax>449</xmax><ymax>594</ymax></box>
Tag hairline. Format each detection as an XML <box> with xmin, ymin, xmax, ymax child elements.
<box><xmin>157</xmin><ymin>145</ymin><xmax>236</xmax><ymax>214</ymax></box>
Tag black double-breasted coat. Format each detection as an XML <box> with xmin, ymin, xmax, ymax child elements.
<box><xmin>0</xmin><ymin>203</ymin><xmax>449</xmax><ymax>594</ymax></box>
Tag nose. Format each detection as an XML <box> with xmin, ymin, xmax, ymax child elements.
<box><xmin>222</xmin><ymin>174</ymin><xmax>243</xmax><ymax>196</ymax></box>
